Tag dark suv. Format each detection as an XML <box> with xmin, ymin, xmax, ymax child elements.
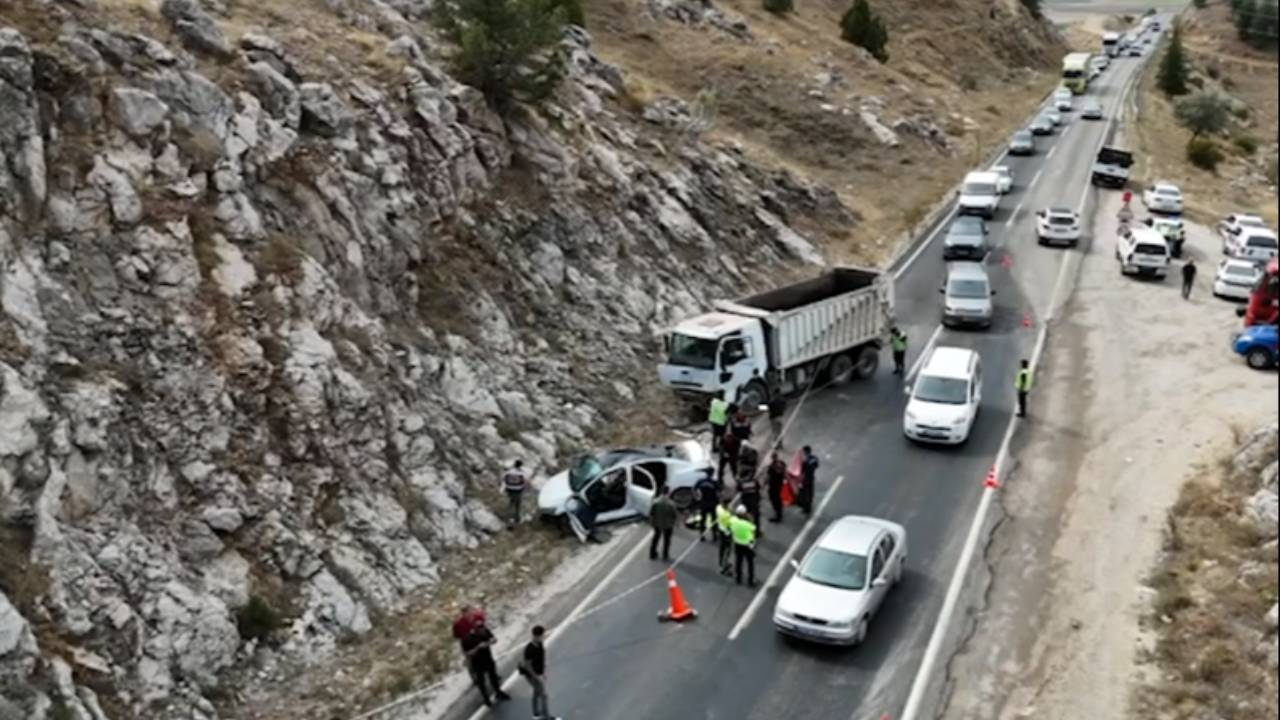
<box><xmin>943</xmin><ymin>217</ymin><xmax>989</xmax><ymax>261</ymax></box>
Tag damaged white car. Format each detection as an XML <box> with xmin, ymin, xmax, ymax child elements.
<box><xmin>538</xmin><ymin>440</ymin><xmax>712</xmax><ymax>541</ymax></box>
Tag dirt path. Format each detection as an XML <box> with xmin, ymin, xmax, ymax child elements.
<box><xmin>941</xmin><ymin>195</ymin><xmax>1279</xmax><ymax>719</ymax></box>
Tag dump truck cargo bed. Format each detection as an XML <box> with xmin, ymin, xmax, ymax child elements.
<box><xmin>714</xmin><ymin>267</ymin><xmax>892</xmax><ymax>371</ymax></box>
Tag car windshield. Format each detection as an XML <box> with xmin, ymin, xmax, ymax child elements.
<box><xmin>914</xmin><ymin>375</ymin><xmax>969</xmax><ymax>405</ymax></box>
<box><xmin>963</xmin><ymin>182</ymin><xmax>996</xmax><ymax>195</ymax></box>
<box><xmin>1013</xmin><ymin>132</ymin><xmax>1031</xmax><ymax>142</ymax></box>
<box><xmin>1156</xmin><ymin>188</ymin><xmax>1181</xmax><ymax>198</ymax></box>
<box><xmin>1225</xmin><ymin>265</ymin><xmax>1257</xmax><ymax>278</ymax></box>
<box><xmin>800</xmin><ymin>547</ymin><xmax>868</xmax><ymax>591</ymax></box>
<box><xmin>1049</xmin><ymin>215</ymin><xmax>1076</xmax><ymax>226</ymax></box>
<box><xmin>1135</xmin><ymin>243</ymin><xmax>1167</xmax><ymax>256</ymax></box>
<box><xmin>1237</xmin><ymin>217</ymin><xmax>1267</xmax><ymax>228</ymax></box>
<box><xmin>949</xmin><ymin>279</ymin><xmax>989</xmax><ymax>299</ymax></box>
<box><xmin>568</xmin><ymin>455</ymin><xmax>607</xmax><ymax>492</ymax></box>
<box><xmin>1247</xmin><ymin>235</ymin><xmax>1278</xmax><ymax>249</ymax></box>
<box><xmin>667</xmin><ymin>333</ymin><xmax>717</xmax><ymax>370</ymax></box>
<box><xmin>949</xmin><ymin>218</ymin><xmax>984</xmax><ymax>238</ymax></box>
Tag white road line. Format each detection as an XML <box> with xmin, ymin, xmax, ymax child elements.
<box><xmin>727</xmin><ymin>473</ymin><xmax>849</xmax><ymax>641</ymax></box>
<box><xmin>1028</xmin><ymin>168</ymin><xmax>1044</xmax><ymax>191</ymax></box>
<box><xmin>898</xmin><ymin>58</ymin><xmax>1148</xmax><ymax>720</ymax></box>
<box><xmin>465</xmin><ymin>529</ymin><xmax>650</xmax><ymax>720</ymax></box>
<box><xmin>1004</xmin><ymin>203</ymin><xmax>1023</xmax><ymax>230</ymax></box>
<box><xmin>905</xmin><ymin>324</ymin><xmax>943</xmax><ymax>383</ymax></box>
<box><xmin>1045</xmin><ymin>144</ymin><xmax>1057</xmax><ymax>160</ymax></box>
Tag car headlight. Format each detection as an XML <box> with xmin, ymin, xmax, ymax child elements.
<box><xmin>828</xmin><ymin>619</ymin><xmax>854</xmax><ymax>630</ymax></box>
<box><xmin>952</xmin><ymin>417</ymin><xmax>968</xmax><ymax>428</ymax></box>
<box><xmin>905</xmin><ymin>411</ymin><xmax>918</xmax><ymax>423</ymax></box>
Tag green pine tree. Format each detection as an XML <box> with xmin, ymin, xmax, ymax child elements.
<box><xmin>1235</xmin><ymin>0</ymin><xmax>1257</xmax><ymax>38</ymax></box>
<box><xmin>433</xmin><ymin>0</ymin><xmax>570</xmax><ymax>113</ymax></box>
<box><xmin>1157</xmin><ymin>22</ymin><xmax>1189</xmax><ymax>96</ymax></box>
<box><xmin>840</xmin><ymin>0</ymin><xmax>890</xmax><ymax>63</ymax></box>
<box><xmin>763</xmin><ymin>0</ymin><xmax>794</xmax><ymax>15</ymax></box>
<box><xmin>1021</xmin><ymin>0</ymin><xmax>1042</xmax><ymax>17</ymax></box>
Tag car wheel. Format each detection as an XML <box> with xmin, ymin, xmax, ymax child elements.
<box><xmin>670</xmin><ymin>487</ymin><xmax>694</xmax><ymax>510</ymax></box>
<box><xmin>1246</xmin><ymin>347</ymin><xmax>1275</xmax><ymax>370</ymax></box>
<box><xmin>853</xmin><ymin>617</ymin><xmax>869</xmax><ymax>646</ymax></box>
<box><xmin>739</xmin><ymin>379</ymin><xmax>768</xmax><ymax>412</ymax></box>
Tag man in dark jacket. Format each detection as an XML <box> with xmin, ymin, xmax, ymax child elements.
<box><xmin>736</xmin><ymin>444</ymin><xmax>763</xmax><ymax>537</ymax></box>
<box><xmin>1181</xmin><ymin>258</ymin><xmax>1197</xmax><ymax>300</ymax></box>
<box><xmin>799</xmin><ymin>446</ymin><xmax>819</xmax><ymax>516</ymax></box>
<box><xmin>695</xmin><ymin>472</ymin><xmax>719</xmax><ymax>540</ymax></box>
<box><xmin>766</xmin><ymin>451</ymin><xmax>787</xmax><ymax>523</ymax></box>
<box><xmin>649</xmin><ymin>487</ymin><xmax>678</xmax><ymax>561</ymax></box>
<box><xmin>462</xmin><ymin>618</ymin><xmax>509</xmax><ymax>706</ymax></box>
<box><xmin>520</xmin><ymin>625</ymin><xmax>559</xmax><ymax>720</ymax></box>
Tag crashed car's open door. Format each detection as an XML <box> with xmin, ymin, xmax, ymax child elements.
<box><xmin>565</xmin><ymin>497</ymin><xmax>597</xmax><ymax>543</ymax></box>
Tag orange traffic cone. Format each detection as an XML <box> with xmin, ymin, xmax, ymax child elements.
<box><xmin>984</xmin><ymin>466</ymin><xmax>1000</xmax><ymax>489</ymax></box>
<box><xmin>658</xmin><ymin>569</ymin><xmax>698</xmax><ymax>623</ymax></box>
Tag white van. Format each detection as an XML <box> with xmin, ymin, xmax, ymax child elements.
<box><xmin>1116</xmin><ymin>225</ymin><xmax>1170</xmax><ymax>278</ymax></box>
<box><xmin>958</xmin><ymin>171</ymin><xmax>1002</xmax><ymax>219</ymax></box>
<box><xmin>903</xmin><ymin>347</ymin><xmax>983</xmax><ymax>445</ymax></box>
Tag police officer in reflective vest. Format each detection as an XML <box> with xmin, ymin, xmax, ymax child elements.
<box><xmin>890</xmin><ymin>327</ymin><xmax>908</xmax><ymax>375</ymax></box>
<box><xmin>716</xmin><ymin>500</ymin><xmax>734</xmax><ymax>576</ymax></box>
<box><xmin>1015</xmin><ymin>359</ymin><xmax>1033</xmax><ymax>418</ymax></box>
<box><xmin>501</xmin><ymin>460</ymin><xmax>529</xmax><ymax>528</ymax></box>
<box><xmin>707</xmin><ymin>393</ymin><xmax>729</xmax><ymax>454</ymax></box>
<box><xmin>730</xmin><ymin>506</ymin><xmax>757</xmax><ymax>587</ymax></box>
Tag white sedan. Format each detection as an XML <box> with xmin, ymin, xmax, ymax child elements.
<box><xmin>1143</xmin><ymin>182</ymin><xmax>1184</xmax><ymax>214</ymax></box>
<box><xmin>1213</xmin><ymin>259</ymin><xmax>1263</xmax><ymax>300</ymax></box>
<box><xmin>774</xmin><ymin>516</ymin><xmax>907</xmax><ymax>646</ymax></box>
<box><xmin>1219</xmin><ymin>213</ymin><xmax>1271</xmax><ymax>246</ymax></box>
<box><xmin>1036</xmin><ymin>207</ymin><xmax>1082</xmax><ymax>246</ymax></box>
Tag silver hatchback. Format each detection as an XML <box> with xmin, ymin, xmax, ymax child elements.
<box><xmin>941</xmin><ymin>262</ymin><xmax>996</xmax><ymax>329</ymax></box>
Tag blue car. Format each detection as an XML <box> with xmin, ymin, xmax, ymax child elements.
<box><xmin>1233</xmin><ymin>324</ymin><xmax>1279</xmax><ymax>369</ymax></box>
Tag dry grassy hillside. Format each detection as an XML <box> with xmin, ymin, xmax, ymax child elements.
<box><xmin>1133</xmin><ymin>2</ymin><xmax>1278</xmax><ymax>226</ymax></box>
<box><xmin>589</xmin><ymin>0</ymin><xmax>1064</xmax><ymax>261</ymax></box>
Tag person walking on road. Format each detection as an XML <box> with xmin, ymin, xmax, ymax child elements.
<box><xmin>1181</xmin><ymin>258</ymin><xmax>1197</xmax><ymax>300</ymax></box>
<box><xmin>707</xmin><ymin>393</ymin><xmax>729</xmax><ymax>454</ymax></box>
<box><xmin>716</xmin><ymin>499</ymin><xmax>734</xmax><ymax>576</ymax></box>
<box><xmin>766</xmin><ymin>451</ymin><xmax>787</xmax><ymax>523</ymax></box>
<box><xmin>501</xmin><ymin>460</ymin><xmax>529</xmax><ymax>529</ymax></box>
<box><xmin>519</xmin><ymin>625</ymin><xmax>559</xmax><ymax>720</ymax></box>
<box><xmin>718</xmin><ymin>429</ymin><xmax>740</xmax><ymax>485</ymax></box>
<box><xmin>1015</xmin><ymin>359</ymin><xmax>1033</xmax><ymax>418</ymax></box>
<box><xmin>736</xmin><ymin>445</ymin><xmax>763</xmax><ymax>538</ymax></box>
<box><xmin>462</xmin><ymin>618</ymin><xmax>509</xmax><ymax>707</ymax></box>
<box><xmin>890</xmin><ymin>327</ymin><xmax>908</xmax><ymax>375</ymax></box>
<box><xmin>695</xmin><ymin>471</ymin><xmax>719</xmax><ymax>540</ymax></box>
<box><xmin>799</xmin><ymin>446</ymin><xmax>819</xmax><ymax>516</ymax></box>
<box><xmin>649</xmin><ymin>486</ymin><xmax>677</xmax><ymax>562</ymax></box>
<box><xmin>730</xmin><ymin>506</ymin><xmax>758</xmax><ymax>587</ymax></box>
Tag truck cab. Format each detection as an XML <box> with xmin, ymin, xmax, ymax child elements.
<box><xmin>958</xmin><ymin>171</ymin><xmax>1002</xmax><ymax>219</ymax></box>
<box><xmin>659</xmin><ymin>313</ymin><xmax>768</xmax><ymax>407</ymax></box>
<box><xmin>1091</xmin><ymin>146</ymin><xmax>1134</xmax><ymax>189</ymax></box>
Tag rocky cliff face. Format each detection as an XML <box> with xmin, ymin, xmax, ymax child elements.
<box><xmin>0</xmin><ymin>1</ymin><xmax>851</xmax><ymax>717</ymax></box>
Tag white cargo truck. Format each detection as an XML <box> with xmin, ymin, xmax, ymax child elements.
<box><xmin>1102</xmin><ymin>31</ymin><xmax>1122</xmax><ymax>57</ymax></box>
<box><xmin>658</xmin><ymin>267</ymin><xmax>894</xmax><ymax>410</ymax></box>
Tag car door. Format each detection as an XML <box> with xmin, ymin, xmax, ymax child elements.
<box><xmin>592</xmin><ymin>468</ymin><xmax>634</xmax><ymax>524</ymax></box>
<box><xmin>868</xmin><ymin>544</ymin><xmax>889</xmax><ymax>615</ymax></box>
<box><xmin>879</xmin><ymin>533</ymin><xmax>900</xmax><ymax>587</ymax></box>
<box><xmin>626</xmin><ymin>465</ymin><xmax>657</xmax><ymax>518</ymax></box>
<box><xmin>718</xmin><ymin>335</ymin><xmax>758</xmax><ymax>404</ymax></box>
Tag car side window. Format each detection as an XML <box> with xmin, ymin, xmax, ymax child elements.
<box><xmin>871</xmin><ymin>547</ymin><xmax>886</xmax><ymax>580</ymax></box>
<box><xmin>630</xmin><ymin>466</ymin><xmax>655</xmax><ymax>491</ymax></box>
<box><xmin>880</xmin><ymin>534</ymin><xmax>896</xmax><ymax>560</ymax></box>
<box><xmin>721</xmin><ymin>337</ymin><xmax>750</xmax><ymax>366</ymax></box>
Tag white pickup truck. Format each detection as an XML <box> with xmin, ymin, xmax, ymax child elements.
<box><xmin>658</xmin><ymin>267</ymin><xmax>894</xmax><ymax>410</ymax></box>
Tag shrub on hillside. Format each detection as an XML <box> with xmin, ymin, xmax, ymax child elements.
<box><xmin>236</xmin><ymin>595</ymin><xmax>284</xmax><ymax>642</ymax></box>
<box><xmin>433</xmin><ymin>0</ymin><xmax>570</xmax><ymax>113</ymax></box>
<box><xmin>1174</xmin><ymin>92</ymin><xmax>1232</xmax><ymax>138</ymax></box>
<box><xmin>1231</xmin><ymin>133</ymin><xmax>1260</xmax><ymax>155</ymax></box>
<box><xmin>1186</xmin><ymin>137</ymin><xmax>1224</xmax><ymax>171</ymax></box>
<box><xmin>763</xmin><ymin>0</ymin><xmax>794</xmax><ymax>15</ymax></box>
<box><xmin>1021</xmin><ymin>0</ymin><xmax>1042</xmax><ymax>16</ymax></box>
<box><xmin>840</xmin><ymin>0</ymin><xmax>889</xmax><ymax>63</ymax></box>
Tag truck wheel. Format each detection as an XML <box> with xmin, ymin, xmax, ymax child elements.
<box><xmin>1246</xmin><ymin>347</ymin><xmax>1275</xmax><ymax>370</ymax></box>
<box><xmin>739</xmin><ymin>380</ymin><xmax>768</xmax><ymax>411</ymax></box>
<box><xmin>828</xmin><ymin>353</ymin><xmax>855</xmax><ymax>385</ymax></box>
<box><xmin>853</xmin><ymin>346</ymin><xmax>880</xmax><ymax>379</ymax></box>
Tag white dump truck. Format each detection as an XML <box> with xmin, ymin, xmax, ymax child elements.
<box><xmin>658</xmin><ymin>267</ymin><xmax>894</xmax><ymax>410</ymax></box>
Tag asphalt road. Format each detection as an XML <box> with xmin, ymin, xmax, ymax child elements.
<box><xmin>455</xmin><ymin>31</ymin><xmax>1159</xmax><ymax>720</ymax></box>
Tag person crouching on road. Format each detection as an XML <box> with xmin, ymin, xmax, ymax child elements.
<box><xmin>462</xmin><ymin>618</ymin><xmax>509</xmax><ymax>707</ymax></box>
<box><xmin>716</xmin><ymin>499</ymin><xmax>735</xmax><ymax>576</ymax></box>
<box><xmin>649</xmin><ymin>486</ymin><xmax>677</xmax><ymax>562</ymax></box>
<box><xmin>730</xmin><ymin>506</ymin><xmax>758</xmax><ymax>587</ymax></box>
<box><xmin>695</xmin><ymin>471</ymin><xmax>719</xmax><ymax>540</ymax></box>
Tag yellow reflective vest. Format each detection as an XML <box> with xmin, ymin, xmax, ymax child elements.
<box><xmin>729</xmin><ymin>516</ymin><xmax>757</xmax><ymax>546</ymax></box>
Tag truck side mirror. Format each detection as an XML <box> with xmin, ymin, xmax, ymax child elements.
<box><xmin>939</xmin><ymin>287</ymin><xmax>946</xmax><ymax>294</ymax></box>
